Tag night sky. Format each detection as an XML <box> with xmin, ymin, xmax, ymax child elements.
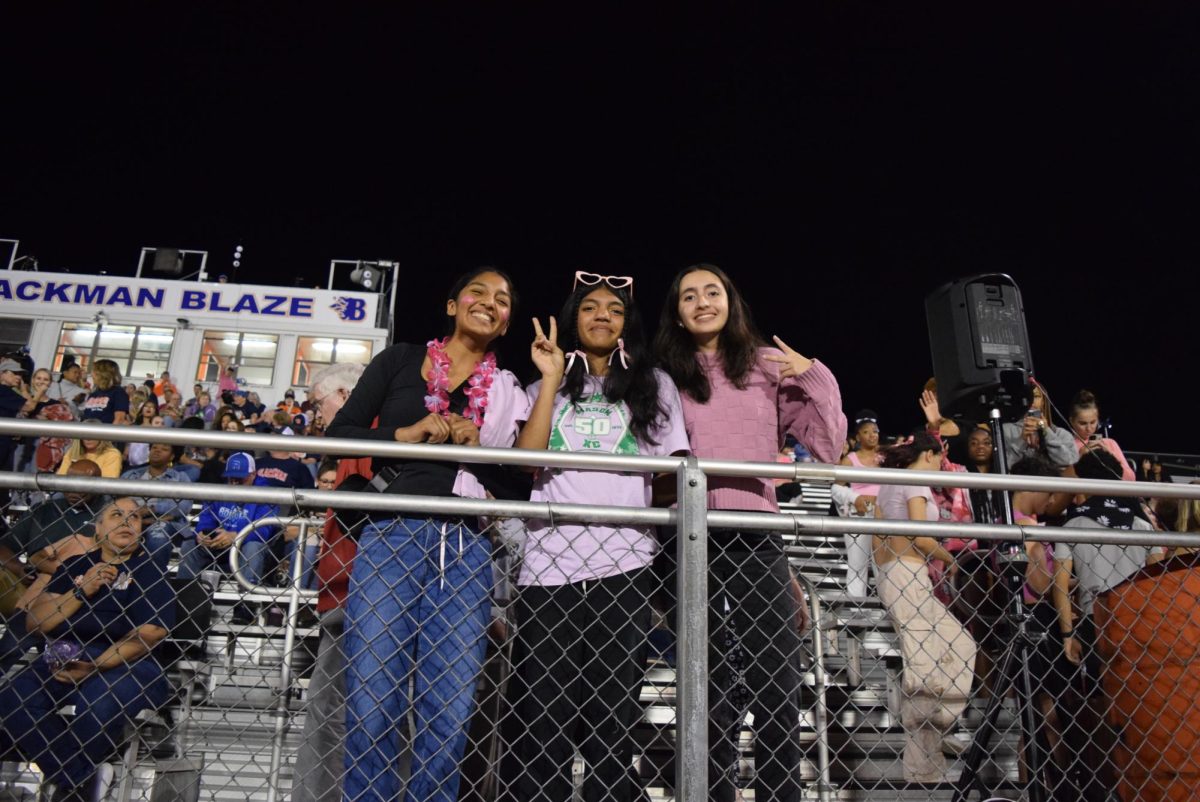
<box><xmin>3</xmin><ymin>6</ymin><xmax>1197</xmax><ymax>455</ymax></box>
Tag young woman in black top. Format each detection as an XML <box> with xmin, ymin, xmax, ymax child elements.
<box><xmin>326</xmin><ymin>268</ymin><xmax>528</xmax><ymax>802</ymax></box>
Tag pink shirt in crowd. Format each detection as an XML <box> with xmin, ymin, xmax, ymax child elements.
<box><xmin>519</xmin><ymin>372</ymin><xmax>691</xmax><ymax>586</ymax></box>
<box><xmin>847</xmin><ymin>451</ymin><xmax>882</xmax><ymax>497</ymax></box>
<box><xmin>679</xmin><ymin>350</ymin><xmax>846</xmax><ymax>513</ymax></box>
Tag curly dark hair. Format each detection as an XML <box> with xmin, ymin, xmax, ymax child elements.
<box><xmin>880</xmin><ymin>430</ymin><xmax>943</xmax><ymax>469</ymax></box>
<box><xmin>558</xmin><ymin>283</ymin><xmax>666</xmax><ymax>446</ymax></box>
<box><xmin>653</xmin><ymin>264</ymin><xmax>767</xmax><ymax>403</ymax></box>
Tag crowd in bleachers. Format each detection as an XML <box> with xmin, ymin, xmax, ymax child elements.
<box><xmin>0</xmin><ymin>264</ymin><xmax>1195</xmax><ymax>802</ymax></box>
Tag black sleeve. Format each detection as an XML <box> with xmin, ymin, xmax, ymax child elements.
<box><xmin>326</xmin><ymin>343</ymin><xmax>411</xmax><ymax>442</ymax></box>
<box><xmin>0</xmin><ymin>389</ymin><xmax>24</xmax><ymax>417</ymax></box>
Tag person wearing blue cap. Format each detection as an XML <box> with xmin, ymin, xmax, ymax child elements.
<box><xmin>177</xmin><ymin>452</ymin><xmax>279</xmax><ymax>619</ymax></box>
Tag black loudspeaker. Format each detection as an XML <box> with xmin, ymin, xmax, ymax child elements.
<box><xmin>152</xmin><ymin>247</ymin><xmax>183</xmax><ymax>275</ymax></box>
<box><xmin>925</xmin><ymin>273</ymin><xmax>1034</xmax><ymax>423</ymax></box>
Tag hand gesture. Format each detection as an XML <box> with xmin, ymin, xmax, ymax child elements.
<box><xmin>1063</xmin><ymin>636</ymin><xmax>1082</xmax><ymax>665</ymax></box>
<box><xmin>448</xmin><ymin>414</ymin><xmax>481</xmax><ymax>447</ymax></box>
<box><xmin>530</xmin><ymin>317</ymin><xmax>565</xmax><ymax>382</ymax></box>
<box><xmin>52</xmin><ymin>659</ymin><xmax>96</xmax><ymax>684</ymax></box>
<box><xmin>399</xmin><ymin>412</ymin><xmax>453</xmax><ymax>444</ymax></box>
<box><xmin>919</xmin><ymin>389</ymin><xmax>942</xmax><ymax>426</ymax></box>
<box><xmin>765</xmin><ymin>336</ymin><xmax>814</xmax><ymax>379</ymax></box>
<box><xmin>77</xmin><ymin>562</ymin><xmax>119</xmax><ymax>597</ymax></box>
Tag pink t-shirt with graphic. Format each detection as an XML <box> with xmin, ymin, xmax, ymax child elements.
<box><xmin>518</xmin><ymin>371</ymin><xmax>690</xmax><ymax>586</ymax></box>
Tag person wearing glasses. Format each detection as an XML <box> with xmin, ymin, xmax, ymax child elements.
<box><xmin>654</xmin><ymin>264</ymin><xmax>845</xmax><ymax>802</ymax></box>
<box><xmin>500</xmin><ymin>272</ymin><xmax>690</xmax><ymax>801</ymax></box>
<box><xmin>326</xmin><ymin>268</ymin><xmax>530</xmax><ymax>802</ymax></box>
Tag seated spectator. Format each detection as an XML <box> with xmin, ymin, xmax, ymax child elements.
<box><xmin>121</xmin><ymin>442</ymin><xmax>193</xmax><ymax>567</ymax></box>
<box><xmin>276</xmin><ymin>389</ymin><xmax>302</xmax><ymax>417</ymax></box>
<box><xmin>183</xmin><ymin>383</ymin><xmax>203</xmax><ymax>410</ymax></box>
<box><xmin>159</xmin><ymin>388</ymin><xmax>184</xmax><ymax>425</ymax></box>
<box><xmin>174</xmin><ymin>417</ymin><xmax>208</xmax><ymax>482</ymax></box>
<box><xmin>1068</xmin><ymin>390</ymin><xmax>1136</xmax><ymax>481</ymax></box>
<box><xmin>256</xmin><ymin>428</ymin><xmax>316</xmax><ymax>587</ymax></box>
<box><xmin>213</xmin><ymin>405</ymin><xmax>237</xmax><ymax>431</ymax></box>
<box><xmin>0</xmin><ymin>460</ymin><xmax>105</xmax><ymax>670</ymax></box>
<box><xmin>0</xmin><ymin>358</ymin><xmax>27</xmax><ymax>471</ymax></box>
<box><xmin>231</xmin><ymin>390</ymin><xmax>262</xmax><ymax>421</ymax></box>
<box><xmin>0</xmin><ymin>497</ymin><xmax>173</xmax><ymax>802</ymax></box>
<box><xmin>124</xmin><ymin>398</ymin><xmax>161</xmax><ymax>469</ymax></box>
<box><xmin>185</xmin><ymin>390</ymin><xmax>217</xmax><ymax>424</ymax></box>
<box><xmin>81</xmin><ymin>358</ymin><xmax>130</xmax><ymax>425</ymax></box>
<box><xmin>1001</xmin><ymin>379</ymin><xmax>1078</xmax><ymax>469</ymax></box>
<box><xmin>177</xmin><ymin>453</ymin><xmax>280</xmax><ymax>619</ymax></box>
<box><xmin>46</xmin><ymin>355</ymin><xmax>87</xmax><ymax>417</ymax></box>
<box><xmin>1052</xmin><ymin>446</ymin><xmax>1154</xmax><ymax>800</ymax></box>
<box><xmin>57</xmin><ymin>430</ymin><xmax>123</xmax><ymax>478</ymax></box>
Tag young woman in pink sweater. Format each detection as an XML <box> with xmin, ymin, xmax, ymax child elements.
<box><xmin>655</xmin><ymin>264</ymin><xmax>846</xmax><ymax>802</ymax></box>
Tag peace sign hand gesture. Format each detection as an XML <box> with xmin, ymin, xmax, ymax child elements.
<box><xmin>531</xmin><ymin>317</ymin><xmax>565</xmax><ymax>383</ymax></box>
<box><xmin>764</xmin><ymin>336</ymin><xmax>814</xmax><ymax>379</ymax></box>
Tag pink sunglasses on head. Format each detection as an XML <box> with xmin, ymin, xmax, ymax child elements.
<box><xmin>573</xmin><ymin>271</ymin><xmax>634</xmax><ymax>298</ymax></box>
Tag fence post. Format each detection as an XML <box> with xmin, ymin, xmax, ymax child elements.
<box><xmin>676</xmin><ymin>456</ymin><xmax>708</xmax><ymax>802</ymax></box>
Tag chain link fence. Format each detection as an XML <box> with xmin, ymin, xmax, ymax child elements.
<box><xmin>0</xmin><ymin>421</ymin><xmax>1198</xmax><ymax>802</ymax></box>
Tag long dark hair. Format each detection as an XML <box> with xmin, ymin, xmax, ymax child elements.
<box><xmin>559</xmin><ymin>283</ymin><xmax>666</xmax><ymax>446</ymax></box>
<box><xmin>880</xmin><ymin>430</ymin><xmax>943</xmax><ymax>469</ymax></box>
<box><xmin>444</xmin><ymin>266</ymin><xmax>519</xmax><ymax>337</ymax></box>
<box><xmin>653</xmin><ymin>263</ymin><xmax>766</xmax><ymax>403</ymax></box>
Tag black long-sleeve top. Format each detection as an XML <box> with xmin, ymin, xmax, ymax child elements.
<box><xmin>326</xmin><ymin>343</ymin><xmax>467</xmax><ymax>497</ymax></box>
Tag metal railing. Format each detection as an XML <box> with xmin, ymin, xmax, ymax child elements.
<box><xmin>2</xmin><ymin>418</ymin><xmax>1200</xmax><ymax>802</ymax></box>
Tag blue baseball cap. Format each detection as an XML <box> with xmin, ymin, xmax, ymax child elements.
<box><xmin>223</xmin><ymin>452</ymin><xmax>256</xmax><ymax>478</ymax></box>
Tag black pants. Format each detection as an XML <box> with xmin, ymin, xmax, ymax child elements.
<box><xmin>1053</xmin><ymin>614</ymin><xmax>1118</xmax><ymax>802</ymax></box>
<box><xmin>501</xmin><ymin>568</ymin><xmax>652</xmax><ymax>802</ymax></box>
<box><xmin>708</xmin><ymin>534</ymin><xmax>804</xmax><ymax>802</ymax></box>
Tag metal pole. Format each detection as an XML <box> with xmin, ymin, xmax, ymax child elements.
<box><xmin>229</xmin><ymin>518</ymin><xmax>319</xmax><ymax>802</ymax></box>
<box><xmin>796</xmin><ymin>574</ymin><xmax>833</xmax><ymax>802</ymax></box>
<box><xmin>675</xmin><ymin>457</ymin><xmax>708</xmax><ymax>802</ymax></box>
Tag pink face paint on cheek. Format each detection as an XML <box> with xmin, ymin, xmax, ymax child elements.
<box><xmin>459</xmin><ymin>294</ymin><xmax>477</xmax><ymax>306</ymax></box>
<box><xmin>498</xmin><ymin>307</ymin><xmax>510</xmax><ymax>321</ymax></box>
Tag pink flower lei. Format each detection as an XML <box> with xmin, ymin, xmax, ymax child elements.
<box><xmin>424</xmin><ymin>338</ymin><xmax>496</xmax><ymax>427</ymax></box>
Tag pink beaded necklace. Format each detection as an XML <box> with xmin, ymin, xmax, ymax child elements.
<box><xmin>423</xmin><ymin>338</ymin><xmax>496</xmax><ymax>426</ymax></box>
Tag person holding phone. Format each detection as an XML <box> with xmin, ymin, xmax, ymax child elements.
<box><xmin>1067</xmin><ymin>389</ymin><xmax>1136</xmax><ymax>481</ymax></box>
<box><xmin>1000</xmin><ymin>379</ymin><xmax>1077</xmax><ymax>468</ymax></box>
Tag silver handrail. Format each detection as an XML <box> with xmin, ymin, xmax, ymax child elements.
<box><xmin>229</xmin><ymin>516</ymin><xmax>320</xmax><ymax>802</ymax></box>
<box><xmin>1</xmin><ymin>417</ymin><xmax>1195</xmax><ymax>499</ymax></box>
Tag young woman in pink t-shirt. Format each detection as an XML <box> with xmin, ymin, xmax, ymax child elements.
<box><xmin>1067</xmin><ymin>389</ymin><xmax>1136</xmax><ymax>481</ymax></box>
<box><xmin>503</xmin><ymin>275</ymin><xmax>690</xmax><ymax>801</ymax></box>
<box><xmin>655</xmin><ymin>263</ymin><xmax>846</xmax><ymax>802</ymax></box>
<box><xmin>875</xmin><ymin>431</ymin><xmax>977</xmax><ymax>783</ymax></box>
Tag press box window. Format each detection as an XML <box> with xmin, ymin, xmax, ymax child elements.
<box><xmin>54</xmin><ymin>323</ymin><xmax>174</xmax><ymax>379</ymax></box>
<box><xmin>197</xmin><ymin>331</ymin><xmax>279</xmax><ymax>386</ymax></box>
<box><xmin>292</xmin><ymin>337</ymin><xmax>373</xmax><ymax>386</ymax></box>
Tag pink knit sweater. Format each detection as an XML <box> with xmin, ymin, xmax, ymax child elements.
<box><xmin>680</xmin><ymin>349</ymin><xmax>846</xmax><ymax>513</ymax></box>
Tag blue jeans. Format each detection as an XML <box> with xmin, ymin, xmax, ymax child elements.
<box><xmin>0</xmin><ymin>649</ymin><xmax>168</xmax><ymax>788</ymax></box>
<box><xmin>342</xmin><ymin>518</ymin><xmax>493</xmax><ymax>802</ymax></box>
<box><xmin>177</xmin><ymin>535</ymin><xmax>271</xmax><ymax>586</ymax></box>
